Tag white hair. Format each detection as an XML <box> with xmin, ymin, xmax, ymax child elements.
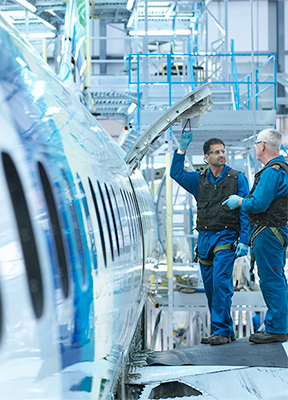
<box><xmin>257</xmin><ymin>129</ymin><xmax>282</xmax><ymax>152</ymax></box>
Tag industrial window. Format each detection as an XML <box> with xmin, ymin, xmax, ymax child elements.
<box><xmin>2</xmin><ymin>152</ymin><xmax>43</xmax><ymax>319</ymax></box>
<box><xmin>123</xmin><ymin>190</ymin><xmax>135</xmax><ymax>242</ymax></box>
<box><xmin>97</xmin><ymin>181</ymin><xmax>114</xmax><ymax>262</ymax></box>
<box><xmin>38</xmin><ymin>162</ymin><xmax>69</xmax><ymax>298</ymax></box>
<box><xmin>120</xmin><ymin>188</ymin><xmax>132</xmax><ymax>242</ymax></box>
<box><xmin>104</xmin><ymin>183</ymin><xmax>120</xmax><ymax>257</ymax></box>
<box><xmin>110</xmin><ymin>185</ymin><xmax>125</xmax><ymax>250</ymax></box>
<box><xmin>89</xmin><ymin>179</ymin><xmax>107</xmax><ymax>268</ymax></box>
<box><xmin>61</xmin><ymin>170</ymin><xmax>86</xmax><ymax>285</ymax></box>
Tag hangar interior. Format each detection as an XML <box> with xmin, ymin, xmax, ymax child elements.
<box><xmin>1</xmin><ymin>0</ymin><xmax>288</xmax><ymax>349</ymax></box>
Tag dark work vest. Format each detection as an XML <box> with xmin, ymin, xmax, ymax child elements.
<box><xmin>196</xmin><ymin>168</ymin><xmax>240</xmax><ymax>232</ymax></box>
<box><xmin>247</xmin><ymin>160</ymin><xmax>288</xmax><ymax>227</ymax></box>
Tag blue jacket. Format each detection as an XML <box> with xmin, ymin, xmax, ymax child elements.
<box><xmin>170</xmin><ymin>150</ymin><xmax>249</xmax><ymax>244</ymax></box>
<box><xmin>242</xmin><ymin>155</ymin><xmax>288</xmax><ymax>215</ymax></box>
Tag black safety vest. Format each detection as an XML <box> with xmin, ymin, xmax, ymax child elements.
<box><xmin>248</xmin><ymin>160</ymin><xmax>288</xmax><ymax>227</ymax></box>
<box><xmin>196</xmin><ymin>168</ymin><xmax>240</xmax><ymax>232</ymax></box>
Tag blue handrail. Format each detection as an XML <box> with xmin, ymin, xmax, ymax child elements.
<box><xmin>126</xmin><ymin>51</ymin><xmax>277</xmax><ymax>129</ymax></box>
<box><xmin>238</xmin><ymin>54</ymin><xmax>277</xmax><ymax>109</ymax></box>
<box><xmin>230</xmin><ymin>39</ymin><xmax>239</xmax><ymax>109</ymax></box>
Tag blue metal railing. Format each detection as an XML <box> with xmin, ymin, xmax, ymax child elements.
<box><xmin>238</xmin><ymin>54</ymin><xmax>277</xmax><ymax>110</ymax></box>
<box><xmin>230</xmin><ymin>39</ymin><xmax>240</xmax><ymax>109</ymax></box>
<box><xmin>126</xmin><ymin>51</ymin><xmax>277</xmax><ymax>132</ymax></box>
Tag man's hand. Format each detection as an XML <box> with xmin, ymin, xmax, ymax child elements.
<box><xmin>179</xmin><ymin>131</ymin><xmax>193</xmax><ymax>150</ymax></box>
<box><xmin>235</xmin><ymin>243</ymin><xmax>248</xmax><ymax>258</ymax></box>
<box><xmin>222</xmin><ymin>195</ymin><xmax>241</xmax><ymax>210</ymax></box>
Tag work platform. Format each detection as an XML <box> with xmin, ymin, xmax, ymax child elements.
<box><xmin>125</xmin><ymin>339</ymin><xmax>288</xmax><ymax>400</ymax></box>
<box><xmin>146</xmin><ymin>289</ymin><xmax>267</xmax><ymax>351</ymax></box>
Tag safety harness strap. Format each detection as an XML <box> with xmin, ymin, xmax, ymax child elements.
<box><xmin>249</xmin><ymin>226</ymin><xmax>287</xmax><ymax>278</ymax></box>
<box><xmin>194</xmin><ymin>243</ymin><xmax>234</xmax><ymax>266</ymax></box>
<box><xmin>269</xmin><ymin>227</ymin><xmax>287</xmax><ymax>248</ymax></box>
<box><xmin>213</xmin><ymin>244</ymin><xmax>232</xmax><ymax>254</ymax></box>
<box><xmin>199</xmin><ymin>258</ymin><xmax>213</xmax><ymax>266</ymax></box>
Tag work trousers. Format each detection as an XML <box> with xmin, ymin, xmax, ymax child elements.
<box><xmin>251</xmin><ymin>226</ymin><xmax>288</xmax><ymax>334</ymax></box>
<box><xmin>198</xmin><ymin>230</ymin><xmax>238</xmax><ymax>338</ymax></box>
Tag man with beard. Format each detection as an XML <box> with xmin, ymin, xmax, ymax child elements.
<box><xmin>170</xmin><ymin>133</ymin><xmax>249</xmax><ymax>345</ymax></box>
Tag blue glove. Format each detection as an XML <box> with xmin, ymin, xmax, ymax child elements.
<box><xmin>235</xmin><ymin>243</ymin><xmax>248</xmax><ymax>258</ymax></box>
<box><xmin>222</xmin><ymin>195</ymin><xmax>240</xmax><ymax>210</ymax></box>
<box><xmin>179</xmin><ymin>131</ymin><xmax>193</xmax><ymax>150</ymax></box>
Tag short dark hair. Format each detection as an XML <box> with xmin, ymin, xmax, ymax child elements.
<box><xmin>203</xmin><ymin>138</ymin><xmax>225</xmax><ymax>154</ymax></box>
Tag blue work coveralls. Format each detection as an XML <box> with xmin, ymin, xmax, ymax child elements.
<box><xmin>242</xmin><ymin>155</ymin><xmax>288</xmax><ymax>334</ymax></box>
<box><xmin>170</xmin><ymin>150</ymin><xmax>249</xmax><ymax>337</ymax></box>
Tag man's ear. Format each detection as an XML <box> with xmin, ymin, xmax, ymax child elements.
<box><xmin>204</xmin><ymin>154</ymin><xmax>209</xmax><ymax>163</ymax></box>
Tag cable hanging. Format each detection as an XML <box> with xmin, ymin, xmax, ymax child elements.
<box><xmin>250</xmin><ymin>0</ymin><xmax>257</xmax><ymax>175</ymax></box>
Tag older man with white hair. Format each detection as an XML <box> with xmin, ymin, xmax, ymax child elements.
<box><xmin>223</xmin><ymin>129</ymin><xmax>288</xmax><ymax>344</ymax></box>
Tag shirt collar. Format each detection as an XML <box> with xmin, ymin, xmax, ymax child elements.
<box><xmin>207</xmin><ymin>164</ymin><xmax>229</xmax><ymax>180</ymax></box>
<box><xmin>267</xmin><ymin>155</ymin><xmax>286</xmax><ymax>165</ymax></box>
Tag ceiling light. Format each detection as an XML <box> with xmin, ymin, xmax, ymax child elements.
<box><xmin>21</xmin><ymin>32</ymin><xmax>56</xmax><ymax>39</ymax></box>
<box><xmin>16</xmin><ymin>57</ymin><xmax>27</xmax><ymax>67</ymax></box>
<box><xmin>129</xmin><ymin>29</ymin><xmax>191</xmax><ymax>37</ymax></box>
<box><xmin>148</xmin><ymin>29</ymin><xmax>174</xmax><ymax>36</ymax></box>
<box><xmin>45</xmin><ymin>9</ymin><xmax>56</xmax><ymax>16</ymax></box>
<box><xmin>126</xmin><ymin>0</ymin><xmax>136</xmax><ymax>11</ymax></box>
<box><xmin>127</xmin><ymin>14</ymin><xmax>134</xmax><ymax>28</ymax></box>
<box><xmin>127</xmin><ymin>102</ymin><xmax>137</xmax><ymax>114</ymax></box>
<box><xmin>15</xmin><ymin>0</ymin><xmax>37</xmax><ymax>13</ymax></box>
<box><xmin>40</xmin><ymin>18</ymin><xmax>56</xmax><ymax>31</ymax></box>
<box><xmin>0</xmin><ymin>12</ymin><xmax>15</xmax><ymax>26</ymax></box>
<box><xmin>176</xmin><ymin>29</ymin><xmax>191</xmax><ymax>35</ymax></box>
<box><xmin>129</xmin><ymin>30</ymin><xmax>145</xmax><ymax>36</ymax></box>
<box><xmin>165</xmin><ymin>4</ymin><xmax>175</xmax><ymax>18</ymax></box>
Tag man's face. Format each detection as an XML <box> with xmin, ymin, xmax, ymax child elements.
<box><xmin>205</xmin><ymin>143</ymin><xmax>226</xmax><ymax>167</ymax></box>
<box><xmin>254</xmin><ymin>135</ymin><xmax>265</xmax><ymax>159</ymax></box>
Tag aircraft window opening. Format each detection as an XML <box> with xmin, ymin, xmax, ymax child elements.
<box><xmin>132</xmin><ymin>192</ymin><xmax>142</xmax><ymax>239</ymax></box>
<box><xmin>129</xmin><ymin>192</ymin><xmax>139</xmax><ymax>240</ymax></box>
<box><xmin>76</xmin><ymin>174</ymin><xmax>96</xmax><ymax>270</ymax></box>
<box><xmin>120</xmin><ymin>189</ymin><xmax>132</xmax><ymax>243</ymax></box>
<box><xmin>2</xmin><ymin>152</ymin><xmax>43</xmax><ymax>319</ymax></box>
<box><xmin>89</xmin><ymin>179</ymin><xmax>107</xmax><ymax>268</ymax></box>
<box><xmin>129</xmin><ymin>178</ymin><xmax>145</xmax><ymax>244</ymax></box>
<box><xmin>38</xmin><ymin>162</ymin><xmax>69</xmax><ymax>299</ymax></box>
<box><xmin>61</xmin><ymin>170</ymin><xmax>87</xmax><ymax>285</ymax></box>
<box><xmin>0</xmin><ymin>288</ymin><xmax>2</xmax><ymax>341</ymax></box>
<box><xmin>104</xmin><ymin>183</ymin><xmax>120</xmax><ymax>257</ymax></box>
<box><xmin>97</xmin><ymin>181</ymin><xmax>114</xmax><ymax>262</ymax></box>
<box><xmin>123</xmin><ymin>190</ymin><xmax>136</xmax><ymax>243</ymax></box>
<box><xmin>110</xmin><ymin>185</ymin><xmax>125</xmax><ymax>251</ymax></box>
<box><xmin>126</xmin><ymin>191</ymin><xmax>137</xmax><ymax>240</ymax></box>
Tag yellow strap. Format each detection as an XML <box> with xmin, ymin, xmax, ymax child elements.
<box><xmin>269</xmin><ymin>227</ymin><xmax>286</xmax><ymax>248</ymax></box>
<box><xmin>213</xmin><ymin>244</ymin><xmax>232</xmax><ymax>254</ymax></box>
<box><xmin>199</xmin><ymin>258</ymin><xmax>213</xmax><ymax>266</ymax></box>
<box><xmin>250</xmin><ymin>226</ymin><xmax>266</xmax><ymax>246</ymax></box>
<box><xmin>199</xmin><ymin>244</ymin><xmax>233</xmax><ymax>266</ymax></box>
<box><xmin>250</xmin><ymin>227</ymin><xmax>287</xmax><ymax>276</ymax></box>
<box><xmin>250</xmin><ymin>226</ymin><xmax>287</xmax><ymax>250</ymax></box>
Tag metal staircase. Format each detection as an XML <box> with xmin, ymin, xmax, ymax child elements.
<box><xmin>211</xmin><ymin>87</ymin><xmax>235</xmax><ymax>110</ymax></box>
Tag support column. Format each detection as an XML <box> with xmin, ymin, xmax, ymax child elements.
<box><xmin>100</xmin><ymin>19</ymin><xmax>107</xmax><ymax>75</ymax></box>
<box><xmin>268</xmin><ymin>0</ymin><xmax>286</xmax><ymax>114</ymax></box>
<box><xmin>224</xmin><ymin>0</ymin><xmax>229</xmax><ymax>83</ymax></box>
<box><xmin>143</xmin><ymin>0</ymin><xmax>149</xmax><ymax>106</ymax></box>
<box><xmin>166</xmin><ymin>151</ymin><xmax>174</xmax><ymax>350</ymax></box>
